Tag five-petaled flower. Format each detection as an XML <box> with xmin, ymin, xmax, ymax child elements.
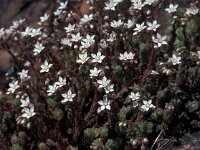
<box><xmin>147</xmin><ymin>20</ymin><xmax>160</xmax><ymax>31</ymax></box>
<box><xmin>80</xmin><ymin>14</ymin><xmax>93</xmax><ymax>24</ymax></box>
<box><xmin>131</xmin><ymin>0</ymin><xmax>145</xmax><ymax>10</ymax></box>
<box><xmin>90</xmin><ymin>67</ymin><xmax>101</xmax><ymax>78</ymax></box>
<box><xmin>39</xmin><ymin>13</ymin><xmax>49</xmax><ymax>23</ymax></box>
<box><xmin>21</xmin><ymin>107</ymin><xmax>36</xmax><ymax>119</ymax></box>
<box><xmin>61</xmin><ymin>89</ymin><xmax>76</xmax><ymax>103</ymax></box>
<box><xmin>165</xmin><ymin>4</ymin><xmax>178</xmax><ymax>13</ymax></box>
<box><xmin>20</xmin><ymin>97</ymin><xmax>30</xmax><ymax>108</ymax></box>
<box><xmin>56</xmin><ymin>77</ymin><xmax>67</xmax><ymax>88</ymax></box>
<box><xmin>152</xmin><ymin>33</ymin><xmax>167</xmax><ymax>48</ymax></box>
<box><xmin>97</xmin><ymin>95</ymin><xmax>111</xmax><ymax>113</ymax></box>
<box><xmin>81</xmin><ymin>35</ymin><xmax>95</xmax><ymax>49</ymax></box>
<box><xmin>91</xmin><ymin>51</ymin><xmax>105</xmax><ymax>63</ymax></box>
<box><xmin>65</xmin><ymin>24</ymin><xmax>75</xmax><ymax>33</ymax></box>
<box><xmin>104</xmin><ymin>0</ymin><xmax>118</xmax><ymax>11</ymax></box>
<box><xmin>140</xmin><ymin>100</ymin><xmax>155</xmax><ymax>112</ymax></box>
<box><xmin>110</xmin><ymin>20</ymin><xmax>124</xmax><ymax>28</ymax></box>
<box><xmin>134</xmin><ymin>22</ymin><xmax>146</xmax><ymax>34</ymax></box>
<box><xmin>33</xmin><ymin>42</ymin><xmax>44</xmax><ymax>55</ymax></box>
<box><xmin>47</xmin><ymin>84</ymin><xmax>58</xmax><ymax>96</ymax></box>
<box><xmin>58</xmin><ymin>1</ymin><xmax>68</xmax><ymax>10</ymax></box>
<box><xmin>7</xmin><ymin>81</ymin><xmax>20</xmax><ymax>94</ymax></box>
<box><xmin>71</xmin><ymin>33</ymin><xmax>82</xmax><ymax>42</ymax></box>
<box><xmin>40</xmin><ymin>60</ymin><xmax>53</xmax><ymax>73</ymax></box>
<box><xmin>129</xmin><ymin>92</ymin><xmax>140</xmax><ymax>101</ymax></box>
<box><xmin>18</xmin><ymin>69</ymin><xmax>29</xmax><ymax>80</ymax></box>
<box><xmin>76</xmin><ymin>52</ymin><xmax>90</xmax><ymax>64</ymax></box>
<box><xmin>168</xmin><ymin>54</ymin><xmax>181</xmax><ymax>65</ymax></box>
<box><xmin>97</xmin><ymin>76</ymin><xmax>111</xmax><ymax>89</ymax></box>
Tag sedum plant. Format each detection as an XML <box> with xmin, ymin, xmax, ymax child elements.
<box><xmin>0</xmin><ymin>0</ymin><xmax>200</xmax><ymax>149</ymax></box>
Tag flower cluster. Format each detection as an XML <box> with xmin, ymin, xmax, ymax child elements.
<box><xmin>1</xmin><ymin>0</ymin><xmax>200</xmax><ymax>149</ymax></box>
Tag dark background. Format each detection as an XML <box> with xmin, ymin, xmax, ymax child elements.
<box><xmin>0</xmin><ymin>0</ymin><xmax>56</xmax><ymax>27</ymax></box>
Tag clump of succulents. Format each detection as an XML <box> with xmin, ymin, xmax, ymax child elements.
<box><xmin>0</xmin><ymin>0</ymin><xmax>200</xmax><ymax>149</ymax></box>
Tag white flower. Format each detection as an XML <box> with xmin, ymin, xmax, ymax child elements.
<box><xmin>47</xmin><ymin>83</ymin><xmax>58</xmax><ymax>96</ymax></box>
<box><xmin>76</xmin><ymin>52</ymin><xmax>90</xmax><ymax>64</ymax></box>
<box><xmin>126</xmin><ymin>20</ymin><xmax>135</xmax><ymax>28</ymax></box>
<box><xmin>152</xmin><ymin>33</ymin><xmax>167</xmax><ymax>48</ymax></box>
<box><xmin>39</xmin><ymin>13</ymin><xmax>49</xmax><ymax>23</ymax></box>
<box><xmin>168</xmin><ymin>54</ymin><xmax>181</xmax><ymax>65</ymax></box>
<box><xmin>144</xmin><ymin>0</ymin><xmax>155</xmax><ymax>6</ymax></box>
<box><xmin>151</xmin><ymin>70</ymin><xmax>159</xmax><ymax>75</ymax></box>
<box><xmin>61</xmin><ymin>89</ymin><xmax>76</xmax><ymax>103</ymax></box>
<box><xmin>104</xmin><ymin>84</ymin><xmax>114</xmax><ymax>94</ymax></box>
<box><xmin>129</xmin><ymin>92</ymin><xmax>140</xmax><ymax>101</ymax></box>
<box><xmin>30</xmin><ymin>28</ymin><xmax>41</xmax><ymax>37</ymax></box>
<box><xmin>140</xmin><ymin>100</ymin><xmax>155</xmax><ymax>111</ymax></box>
<box><xmin>7</xmin><ymin>81</ymin><xmax>20</xmax><ymax>94</ymax></box>
<box><xmin>21</xmin><ymin>27</ymin><xmax>32</xmax><ymax>37</ymax></box>
<box><xmin>165</xmin><ymin>4</ymin><xmax>178</xmax><ymax>13</ymax></box>
<box><xmin>21</xmin><ymin>107</ymin><xmax>36</xmax><ymax>119</ymax></box>
<box><xmin>100</xmin><ymin>40</ymin><xmax>108</xmax><ymax>48</ymax></box>
<box><xmin>147</xmin><ymin>20</ymin><xmax>160</xmax><ymax>31</ymax></box>
<box><xmin>89</xmin><ymin>67</ymin><xmax>101</xmax><ymax>78</ymax></box>
<box><xmin>107</xmin><ymin>32</ymin><xmax>116</xmax><ymax>42</ymax></box>
<box><xmin>97</xmin><ymin>95</ymin><xmax>111</xmax><ymax>113</ymax></box>
<box><xmin>91</xmin><ymin>51</ymin><xmax>105</xmax><ymax>63</ymax></box>
<box><xmin>56</xmin><ymin>77</ymin><xmax>66</xmax><ymax>88</ymax></box>
<box><xmin>40</xmin><ymin>60</ymin><xmax>53</xmax><ymax>73</ymax></box>
<box><xmin>97</xmin><ymin>76</ymin><xmax>111</xmax><ymax>89</ymax></box>
<box><xmin>71</xmin><ymin>33</ymin><xmax>82</xmax><ymax>42</ymax></box>
<box><xmin>80</xmin><ymin>14</ymin><xmax>93</xmax><ymax>24</ymax></box>
<box><xmin>186</xmin><ymin>6</ymin><xmax>199</xmax><ymax>15</ymax></box>
<box><xmin>104</xmin><ymin>0</ymin><xmax>118</xmax><ymax>11</ymax></box>
<box><xmin>18</xmin><ymin>69</ymin><xmax>29</xmax><ymax>80</ymax></box>
<box><xmin>81</xmin><ymin>35</ymin><xmax>95</xmax><ymax>49</ymax></box>
<box><xmin>110</xmin><ymin>20</ymin><xmax>124</xmax><ymax>28</ymax></box>
<box><xmin>65</xmin><ymin>24</ymin><xmax>75</xmax><ymax>33</ymax></box>
<box><xmin>97</xmin><ymin>76</ymin><xmax>114</xmax><ymax>93</ymax></box>
<box><xmin>132</xmin><ymin>1</ymin><xmax>145</xmax><ymax>10</ymax></box>
<box><xmin>134</xmin><ymin>22</ymin><xmax>146</xmax><ymax>34</ymax></box>
<box><xmin>58</xmin><ymin>1</ymin><xmax>68</xmax><ymax>10</ymax></box>
<box><xmin>61</xmin><ymin>38</ymin><xmax>72</xmax><ymax>47</ymax></box>
<box><xmin>20</xmin><ymin>97</ymin><xmax>30</xmax><ymax>108</ymax></box>
<box><xmin>12</xmin><ymin>20</ymin><xmax>21</xmax><ymax>28</ymax></box>
<box><xmin>119</xmin><ymin>52</ymin><xmax>135</xmax><ymax>61</ymax></box>
<box><xmin>33</xmin><ymin>42</ymin><xmax>44</xmax><ymax>55</ymax></box>
<box><xmin>54</xmin><ymin>9</ymin><xmax>62</xmax><ymax>16</ymax></box>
